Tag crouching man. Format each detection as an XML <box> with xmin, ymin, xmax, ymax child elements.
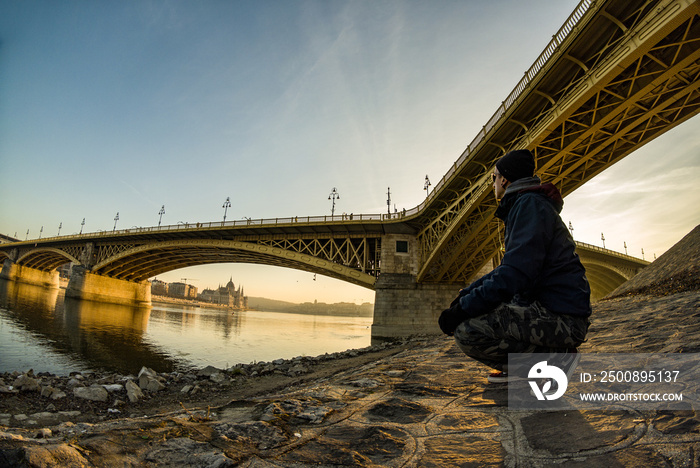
<box><xmin>438</xmin><ymin>149</ymin><xmax>591</xmax><ymax>383</ymax></box>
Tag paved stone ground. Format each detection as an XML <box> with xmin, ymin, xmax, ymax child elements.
<box><xmin>2</xmin><ymin>227</ymin><xmax>699</xmax><ymax>466</ymax></box>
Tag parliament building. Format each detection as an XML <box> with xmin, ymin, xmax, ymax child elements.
<box><xmin>198</xmin><ymin>277</ymin><xmax>248</xmax><ymax>309</ymax></box>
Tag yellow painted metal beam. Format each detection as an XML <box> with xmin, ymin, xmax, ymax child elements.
<box><xmin>92</xmin><ymin>239</ymin><xmax>377</xmax><ymax>289</ymax></box>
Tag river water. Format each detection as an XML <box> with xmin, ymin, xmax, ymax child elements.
<box><xmin>0</xmin><ymin>280</ymin><xmax>372</xmax><ymax>376</ymax></box>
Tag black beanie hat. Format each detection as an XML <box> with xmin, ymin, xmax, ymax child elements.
<box><xmin>496</xmin><ymin>149</ymin><xmax>535</xmax><ymax>182</ymax></box>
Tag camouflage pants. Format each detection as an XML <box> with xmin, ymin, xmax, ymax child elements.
<box><xmin>453</xmin><ymin>301</ymin><xmax>589</xmax><ymax>371</ymax></box>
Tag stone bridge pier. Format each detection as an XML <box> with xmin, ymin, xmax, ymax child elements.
<box><xmin>1</xmin><ymin>259</ymin><xmax>60</xmax><ymax>289</ymax></box>
<box><xmin>63</xmin><ymin>243</ymin><xmax>151</xmax><ymax>306</ymax></box>
<box><xmin>64</xmin><ymin>265</ymin><xmax>151</xmax><ymax>306</ymax></box>
<box><xmin>372</xmin><ymin>234</ymin><xmax>464</xmax><ymax>340</ymax></box>
<box><xmin>0</xmin><ymin>243</ymin><xmax>151</xmax><ymax>307</ymax></box>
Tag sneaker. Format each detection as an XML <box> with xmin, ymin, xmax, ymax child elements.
<box><xmin>487</xmin><ymin>371</ymin><xmax>509</xmax><ymax>383</ymax></box>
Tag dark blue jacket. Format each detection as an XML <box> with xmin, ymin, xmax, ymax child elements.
<box><xmin>459</xmin><ymin>177</ymin><xmax>591</xmax><ymax>317</ymax></box>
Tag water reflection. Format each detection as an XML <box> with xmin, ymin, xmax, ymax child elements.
<box><xmin>61</xmin><ymin>297</ymin><xmax>179</xmax><ymax>375</ymax></box>
<box><xmin>0</xmin><ymin>279</ymin><xmax>177</xmax><ymax>375</ymax></box>
<box><xmin>0</xmin><ymin>278</ymin><xmax>60</xmax><ymax>313</ymax></box>
<box><xmin>149</xmin><ymin>306</ymin><xmax>243</xmax><ymax>340</ymax></box>
<box><xmin>0</xmin><ymin>279</ymin><xmax>373</xmax><ymax>376</ymax></box>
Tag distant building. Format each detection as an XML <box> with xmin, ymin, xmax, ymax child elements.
<box><xmin>169</xmin><ymin>282</ymin><xmax>197</xmax><ymax>299</ymax></box>
<box><xmin>149</xmin><ymin>276</ymin><xmax>247</xmax><ymax>306</ymax></box>
<box><xmin>150</xmin><ymin>279</ymin><xmax>168</xmax><ymax>296</ymax></box>
<box><xmin>199</xmin><ymin>277</ymin><xmax>248</xmax><ymax>309</ymax></box>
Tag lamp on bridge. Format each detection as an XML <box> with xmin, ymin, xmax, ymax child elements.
<box><xmin>57</xmin><ymin>222</ymin><xmax>62</xmax><ymax>236</ymax></box>
<box><xmin>222</xmin><ymin>197</ymin><xmax>231</xmax><ymax>223</ymax></box>
<box><xmin>424</xmin><ymin>175</ymin><xmax>431</xmax><ymax>197</ymax></box>
<box><xmin>113</xmin><ymin>212</ymin><xmax>119</xmax><ymax>232</ymax></box>
<box><xmin>568</xmin><ymin>221</ymin><xmax>574</xmax><ymax>238</ymax></box>
<box><xmin>158</xmin><ymin>205</ymin><xmax>166</xmax><ymax>227</ymax></box>
<box><xmin>80</xmin><ymin>218</ymin><xmax>85</xmax><ymax>235</ymax></box>
<box><xmin>601</xmin><ymin>232</ymin><xmax>606</xmax><ymax>249</ymax></box>
<box><xmin>387</xmin><ymin>187</ymin><xmax>391</xmax><ymax>215</ymax></box>
<box><xmin>328</xmin><ymin>188</ymin><xmax>340</xmax><ymax>216</ymax></box>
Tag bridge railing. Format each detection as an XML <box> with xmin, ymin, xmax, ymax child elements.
<box><xmin>575</xmin><ymin>241</ymin><xmax>649</xmax><ymax>264</ymax></box>
<box><xmin>14</xmin><ymin>213</ymin><xmax>391</xmax><ymax>243</ymax></box>
<box><xmin>5</xmin><ymin>210</ymin><xmax>444</xmax><ymax>245</ymax></box>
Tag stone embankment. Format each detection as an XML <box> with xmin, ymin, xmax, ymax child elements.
<box><xmin>152</xmin><ymin>294</ymin><xmax>246</xmax><ymax>311</ymax></box>
<box><xmin>1</xmin><ymin>225</ymin><xmax>699</xmax><ymax>467</ymax></box>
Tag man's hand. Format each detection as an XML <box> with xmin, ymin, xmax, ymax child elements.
<box><xmin>438</xmin><ymin>302</ymin><xmax>467</xmax><ymax>336</ymax></box>
<box><xmin>450</xmin><ymin>288</ymin><xmax>468</xmax><ymax>307</ymax></box>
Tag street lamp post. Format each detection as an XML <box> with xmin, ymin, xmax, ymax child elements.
<box><xmin>80</xmin><ymin>218</ymin><xmax>85</xmax><ymax>235</ymax></box>
<box><xmin>158</xmin><ymin>205</ymin><xmax>166</xmax><ymax>227</ymax></box>
<box><xmin>328</xmin><ymin>188</ymin><xmax>340</xmax><ymax>216</ymax></box>
<box><xmin>624</xmin><ymin>241</ymin><xmax>628</xmax><ymax>255</ymax></box>
<box><xmin>601</xmin><ymin>232</ymin><xmax>605</xmax><ymax>249</ymax></box>
<box><xmin>57</xmin><ymin>222</ymin><xmax>62</xmax><ymax>236</ymax></box>
<box><xmin>39</xmin><ymin>226</ymin><xmax>43</xmax><ymax>239</ymax></box>
<box><xmin>222</xmin><ymin>197</ymin><xmax>231</xmax><ymax>222</ymax></box>
<box><xmin>568</xmin><ymin>221</ymin><xmax>574</xmax><ymax>239</ymax></box>
<box><xmin>113</xmin><ymin>212</ymin><xmax>120</xmax><ymax>231</ymax></box>
<box><xmin>424</xmin><ymin>175</ymin><xmax>431</xmax><ymax>197</ymax></box>
<box><xmin>386</xmin><ymin>187</ymin><xmax>391</xmax><ymax>215</ymax></box>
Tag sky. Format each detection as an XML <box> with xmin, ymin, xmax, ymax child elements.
<box><xmin>1</xmin><ymin>1</ymin><xmax>698</xmax><ymax>304</ymax></box>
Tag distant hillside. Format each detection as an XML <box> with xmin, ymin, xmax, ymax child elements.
<box><xmin>247</xmin><ymin>297</ymin><xmax>298</xmax><ymax>312</ymax></box>
<box><xmin>606</xmin><ymin>224</ymin><xmax>700</xmax><ymax>299</ymax></box>
<box><xmin>247</xmin><ymin>297</ymin><xmax>374</xmax><ymax>317</ymax></box>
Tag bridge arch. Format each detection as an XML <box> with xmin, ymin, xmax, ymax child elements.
<box><xmin>16</xmin><ymin>248</ymin><xmax>80</xmax><ymax>272</ymax></box>
<box><xmin>579</xmin><ymin>259</ymin><xmax>631</xmax><ymax>301</ymax></box>
<box><xmin>91</xmin><ymin>239</ymin><xmax>377</xmax><ymax>289</ymax></box>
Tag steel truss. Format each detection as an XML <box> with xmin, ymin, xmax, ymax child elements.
<box><xmin>4</xmin><ymin>231</ymin><xmax>382</xmax><ymax>289</ymax></box>
<box><xmin>257</xmin><ymin>236</ymin><xmax>380</xmax><ymax>277</ymax></box>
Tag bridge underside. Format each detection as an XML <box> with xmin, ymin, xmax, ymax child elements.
<box><xmin>579</xmin><ymin>262</ymin><xmax>630</xmax><ymax>302</ymax></box>
<box><xmin>92</xmin><ymin>239</ymin><xmax>378</xmax><ymax>289</ymax></box>
<box><xmin>3</xmin><ymin>236</ymin><xmax>647</xmax><ymax>301</ymax></box>
<box><xmin>3</xmin><ymin>237</ymin><xmax>380</xmax><ymax>290</ymax></box>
